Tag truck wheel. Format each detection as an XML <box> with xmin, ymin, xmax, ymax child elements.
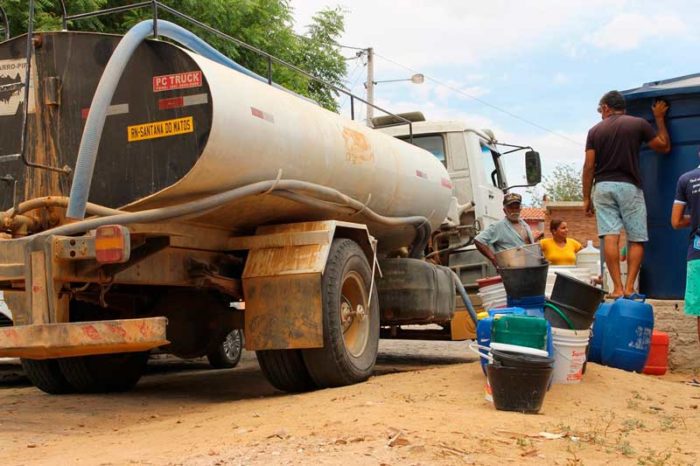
<box><xmin>58</xmin><ymin>351</ymin><xmax>149</xmax><ymax>393</ymax></box>
<box><xmin>302</xmin><ymin>239</ymin><xmax>379</xmax><ymax>388</ymax></box>
<box><xmin>207</xmin><ymin>329</ymin><xmax>243</xmax><ymax>369</ymax></box>
<box><xmin>21</xmin><ymin>359</ymin><xmax>74</xmax><ymax>394</ymax></box>
<box><xmin>256</xmin><ymin>349</ymin><xmax>316</xmax><ymax>392</ymax></box>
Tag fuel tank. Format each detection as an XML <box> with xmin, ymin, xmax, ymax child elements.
<box><xmin>0</xmin><ymin>32</ymin><xmax>452</xmax><ymax>251</ymax></box>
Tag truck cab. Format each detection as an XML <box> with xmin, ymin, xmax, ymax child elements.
<box><xmin>375</xmin><ymin>112</ymin><xmax>540</xmax><ymax>288</ymax></box>
<box><xmin>377</xmin><ymin>114</ymin><xmax>506</xmax><ymax>230</ymax></box>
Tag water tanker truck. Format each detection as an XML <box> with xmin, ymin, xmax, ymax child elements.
<box><xmin>0</xmin><ymin>8</ymin><xmax>541</xmax><ymax>394</ymax></box>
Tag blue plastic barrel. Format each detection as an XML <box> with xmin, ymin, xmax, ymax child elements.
<box><xmin>623</xmin><ymin>75</ymin><xmax>700</xmax><ymax>298</ymax></box>
<box><xmin>600</xmin><ymin>298</ymin><xmax>654</xmax><ymax>372</ymax></box>
<box><xmin>588</xmin><ymin>302</ymin><xmax>613</xmax><ymax>363</ymax></box>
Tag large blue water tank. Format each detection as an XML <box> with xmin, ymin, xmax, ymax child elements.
<box><xmin>623</xmin><ymin>74</ymin><xmax>700</xmax><ymax>299</ymax></box>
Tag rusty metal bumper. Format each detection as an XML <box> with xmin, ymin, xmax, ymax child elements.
<box><xmin>0</xmin><ymin>317</ymin><xmax>168</xmax><ymax>359</ymax></box>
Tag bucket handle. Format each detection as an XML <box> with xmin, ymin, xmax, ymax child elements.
<box><xmin>468</xmin><ymin>342</ymin><xmax>494</xmax><ymax>363</ymax></box>
<box><xmin>544</xmin><ymin>302</ymin><xmax>575</xmax><ymax>330</ymax></box>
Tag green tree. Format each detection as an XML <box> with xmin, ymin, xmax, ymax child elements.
<box><xmin>2</xmin><ymin>0</ymin><xmax>347</xmax><ymax>111</ymax></box>
<box><xmin>531</xmin><ymin>163</ymin><xmax>583</xmax><ymax>204</ymax></box>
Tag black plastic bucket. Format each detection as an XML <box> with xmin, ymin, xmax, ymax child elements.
<box><xmin>491</xmin><ymin>349</ymin><xmax>555</xmax><ymax>369</ymax></box>
<box><xmin>499</xmin><ymin>263</ymin><xmax>549</xmax><ymax>299</ymax></box>
<box><xmin>487</xmin><ymin>362</ymin><xmax>553</xmax><ymax>414</ymax></box>
<box><xmin>550</xmin><ymin>273</ymin><xmax>605</xmax><ymax>315</ymax></box>
<box><xmin>544</xmin><ymin>298</ymin><xmax>596</xmax><ymax>330</ymax></box>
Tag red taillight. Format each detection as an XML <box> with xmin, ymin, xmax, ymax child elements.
<box><xmin>95</xmin><ymin>225</ymin><xmax>130</xmax><ymax>264</ymax></box>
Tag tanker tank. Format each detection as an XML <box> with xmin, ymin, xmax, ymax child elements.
<box><xmin>0</xmin><ymin>31</ymin><xmax>453</xmax><ymax>253</ymax></box>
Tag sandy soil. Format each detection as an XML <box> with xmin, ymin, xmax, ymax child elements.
<box><xmin>0</xmin><ymin>340</ymin><xmax>698</xmax><ymax>466</ymax></box>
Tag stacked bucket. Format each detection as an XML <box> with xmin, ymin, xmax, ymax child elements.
<box><xmin>476</xmin><ymin>244</ymin><xmax>607</xmax><ymax>414</ymax></box>
<box><xmin>543</xmin><ymin>273</ymin><xmax>605</xmax><ymax>383</ymax></box>
<box><xmin>475</xmin><ymin>245</ymin><xmax>555</xmax><ymax>413</ymax></box>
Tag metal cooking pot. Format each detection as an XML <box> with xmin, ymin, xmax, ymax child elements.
<box><xmin>495</xmin><ymin>243</ymin><xmax>545</xmax><ymax>268</ymax></box>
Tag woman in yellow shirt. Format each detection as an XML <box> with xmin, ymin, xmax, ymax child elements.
<box><xmin>540</xmin><ymin>219</ymin><xmax>583</xmax><ymax>265</ymax></box>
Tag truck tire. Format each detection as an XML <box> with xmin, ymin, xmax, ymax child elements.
<box><xmin>256</xmin><ymin>349</ymin><xmax>316</xmax><ymax>392</ymax></box>
<box><xmin>58</xmin><ymin>351</ymin><xmax>149</xmax><ymax>393</ymax></box>
<box><xmin>21</xmin><ymin>359</ymin><xmax>74</xmax><ymax>394</ymax></box>
<box><xmin>302</xmin><ymin>238</ymin><xmax>379</xmax><ymax>388</ymax></box>
<box><xmin>207</xmin><ymin>329</ymin><xmax>243</xmax><ymax>369</ymax></box>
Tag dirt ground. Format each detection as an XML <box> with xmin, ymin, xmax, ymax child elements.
<box><xmin>1</xmin><ymin>340</ymin><xmax>699</xmax><ymax>466</ymax></box>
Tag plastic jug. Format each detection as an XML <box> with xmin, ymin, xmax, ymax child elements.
<box><xmin>477</xmin><ymin>307</ymin><xmax>554</xmax><ymax>375</ymax></box>
<box><xmin>588</xmin><ymin>302</ymin><xmax>613</xmax><ymax>363</ymax></box>
<box><xmin>477</xmin><ymin>308</ymin><xmax>522</xmax><ymax>375</ymax></box>
<box><xmin>476</xmin><ymin>312</ymin><xmax>492</xmax><ymax>375</ymax></box>
<box><xmin>576</xmin><ymin>240</ymin><xmax>600</xmax><ymax>277</ymax></box>
<box><xmin>600</xmin><ymin>298</ymin><xmax>654</xmax><ymax>372</ymax></box>
<box><xmin>491</xmin><ymin>314</ymin><xmax>548</xmax><ymax>351</ymax></box>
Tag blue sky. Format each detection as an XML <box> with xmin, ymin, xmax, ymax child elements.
<box><xmin>293</xmin><ymin>0</ymin><xmax>700</xmax><ymax>193</ymax></box>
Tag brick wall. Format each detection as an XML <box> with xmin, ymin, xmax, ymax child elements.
<box><xmin>544</xmin><ymin>201</ymin><xmax>599</xmax><ymax>246</ymax></box>
<box><xmin>650</xmin><ymin>300</ymin><xmax>700</xmax><ymax>371</ymax></box>
<box><xmin>544</xmin><ymin>201</ymin><xmax>628</xmax><ymax>247</ymax></box>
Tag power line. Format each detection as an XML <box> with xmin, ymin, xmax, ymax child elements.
<box><xmin>340</xmin><ymin>62</ymin><xmax>367</xmax><ymax>110</ymax></box>
<box><xmin>373</xmin><ymin>51</ymin><xmax>583</xmax><ymax>147</ymax></box>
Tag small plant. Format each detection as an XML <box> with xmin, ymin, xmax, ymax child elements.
<box><xmin>658</xmin><ymin>415</ymin><xmax>685</xmax><ymax>432</ymax></box>
<box><xmin>565</xmin><ymin>445</ymin><xmax>584</xmax><ymax>466</ymax></box>
<box><xmin>616</xmin><ymin>440</ymin><xmax>635</xmax><ymax>457</ymax></box>
<box><xmin>582</xmin><ymin>411</ymin><xmax>616</xmax><ymax>445</ymax></box>
<box><xmin>621</xmin><ymin>418</ymin><xmax>645</xmax><ymax>432</ymax></box>
<box><xmin>516</xmin><ymin>437</ymin><xmax>532</xmax><ymax>449</ymax></box>
<box><xmin>637</xmin><ymin>448</ymin><xmax>673</xmax><ymax>466</ymax></box>
<box><xmin>627</xmin><ymin>399</ymin><xmax>641</xmax><ymax>410</ymax></box>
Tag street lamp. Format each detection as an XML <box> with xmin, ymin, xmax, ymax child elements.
<box><xmin>362</xmin><ymin>47</ymin><xmax>424</xmax><ymax>124</ymax></box>
<box><xmin>371</xmin><ymin>74</ymin><xmax>425</xmax><ymax>85</ymax></box>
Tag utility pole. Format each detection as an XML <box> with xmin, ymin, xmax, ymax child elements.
<box><xmin>365</xmin><ymin>47</ymin><xmax>374</xmax><ymax>126</ymax></box>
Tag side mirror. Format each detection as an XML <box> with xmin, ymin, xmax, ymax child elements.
<box><xmin>525</xmin><ymin>150</ymin><xmax>541</xmax><ymax>185</ymax></box>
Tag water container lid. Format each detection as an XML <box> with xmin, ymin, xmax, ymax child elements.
<box><xmin>490</xmin><ymin>342</ymin><xmax>549</xmax><ymax>357</ymax></box>
<box><xmin>623</xmin><ymin>73</ymin><xmax>700</xmax><ymax>100</ymax></box>
<box><xmin>477</xmin><ymin>276</ymin><xmax>502</xmax><ymax>288</ymax></box>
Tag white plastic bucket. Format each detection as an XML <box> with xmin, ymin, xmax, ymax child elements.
<box><xmin>545</xmin><ymin>266</ymin><xmax>594</xmax><ymax>298</ymax></box>
<box><xmin>478</xmin><ymin>286</ymin><xmax>507</xmax><ymax>310</ymax></box>
<box><xmin>551</xmin><ymin>327</ymin><xmax>590</xmax><ymax>384</ymax></box>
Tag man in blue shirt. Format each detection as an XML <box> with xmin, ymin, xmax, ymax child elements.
<box><xmin>671</xmin><ymin>166</ymin><xmax>700</xmax><ymax>346</ymax></box>
<box><xmin>475</xmin><ymin>193</ymin><xmax>535</xmax><ymax>267</ymax></box>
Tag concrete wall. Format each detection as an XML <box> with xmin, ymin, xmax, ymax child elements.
<box><xmin>650</xmin><ymin>299</ymin><xmax>700</xmax><ymax>372</ymax></box>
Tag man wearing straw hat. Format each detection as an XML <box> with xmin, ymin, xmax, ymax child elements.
<box><xmin>475</xmin><ymin>192</ymin><xmax>536</xmax><ymax>268</ymax></box>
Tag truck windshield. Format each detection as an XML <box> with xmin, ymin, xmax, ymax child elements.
<box><xmin>481</xmin><ymin>144</ymin><xmax>504</xmax><ymax>188</ymax></box>
<box><xmin>400</xmin><ymin>134</ymin><xmax>446</xmax><ymax>165</ymax></box>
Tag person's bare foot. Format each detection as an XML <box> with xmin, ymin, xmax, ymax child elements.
<box><xmin>606</xmin><ymin>288</ymin><xmax>624</xmax><ymax>299</ymax></box>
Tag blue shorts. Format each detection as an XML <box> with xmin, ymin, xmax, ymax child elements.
<box><xmin>593</xmin><ymin>181</ymin><xmax>648</xmax><ymax>242</ymax></box>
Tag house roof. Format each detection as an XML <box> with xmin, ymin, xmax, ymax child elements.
<box><xmin>521</xmin><ymin>207</ymin><xmax>545</xmax><ymax>221</ymax></box>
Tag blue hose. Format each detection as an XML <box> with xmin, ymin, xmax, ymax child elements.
<box><xmin>67</xmin><ymin>19</ymin><xmax>268</xmax><ymax>220</ymax></box>
<box><xmin>452</xmin><ymin>272</ymin><xmax>478</xmax><ymax>325</ymax></box>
